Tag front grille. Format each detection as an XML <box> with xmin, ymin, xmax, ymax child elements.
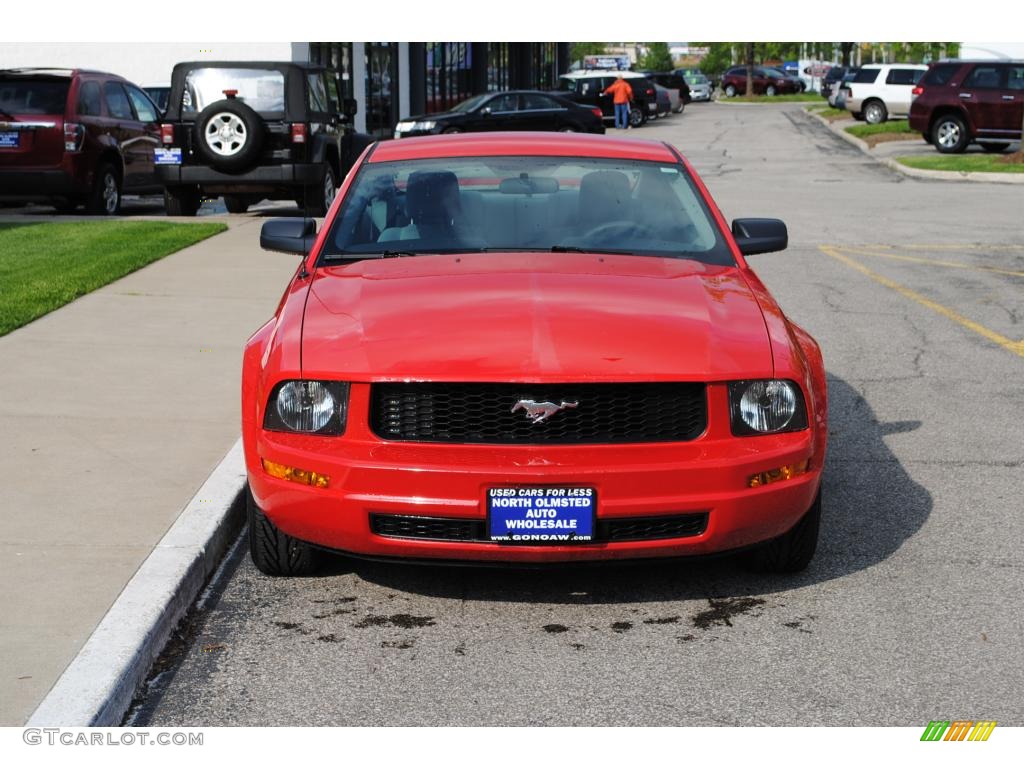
<box><xmin>369</xmin><ymin>382</ymin><xmax>707</xmax><ymax>444</ymax></box>
<box><xmin>369</xmin><ymin>514</ymin><xmax>485</xmax><ymax>542</ymax></box>
<box><xmin>369</xmin><ymin>513</ymin><xmax>708</xmax><ymax>544</ymax></box>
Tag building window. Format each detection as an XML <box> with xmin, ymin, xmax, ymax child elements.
<box><xmin>309</xmin><ymin>42</ymin><xmax>353</xmax><ymax>99</ymax></box>
<box><xmin>365</xmin><ymin>42</ymin><xmax>399</xmax><ymax>138</ymax></box>
<box><xmin>424</xmin><ymin>42</ymin><xmax>473</xmax><ymax>113</ymax></box>
<box><xmin>487</xmin><ymin>43</ymin><xmax>509</xmax><ymax>92</ymax></box>
<box><xmin>532</xmin><ymin>43</ymin><xmax>557</xmax><ymax>90</ymax></box>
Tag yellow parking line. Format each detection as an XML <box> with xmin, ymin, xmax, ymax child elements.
<box><xmin>860</xmin><ymin>244</ymin><xmax>1024</xmax><ymax>252</ymax></box>
<box><xmin>838</xmin><ymin>246</ymin><xmax>1024</xmax><ymax>278</ymax></box>
<box><xmin>819</xmin><ymin>245</ymin><xmax>1024</xmax><ymax>359</ymax></box>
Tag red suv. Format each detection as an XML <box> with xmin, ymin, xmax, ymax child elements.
<box><xmin>0</xmin><ymin>68</ymin><xmax>162</xmax><ymax>213</ymax></box>
<box><xmin>909</xmin><ymin>60</ymin><xmax>1024</xmax><ymax>153</ymax></box>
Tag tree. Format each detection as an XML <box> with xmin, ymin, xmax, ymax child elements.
<box><xmin>745</xmin><ymin>43</ymin><xmax>755</xmax><ymax>95</ymax></box>
<box><xmin>570</xmin><ymin>42</ymin><xmax>607</xmax><ymax>64</ymax></box>
<box><xmin>639</xmin><ymin>42</ymin><xmax>674</xmax><ymax>72</ymax></box>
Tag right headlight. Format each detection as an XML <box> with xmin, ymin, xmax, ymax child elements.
<box><xmin>728</xmin><ymin>379</ymin><xmax>808</xmax><ymax>436</ymax></box>
<box><xmin>264</xmin><ymin>380</ymin><xmax>349</xmax><ymax>435</ymax></box>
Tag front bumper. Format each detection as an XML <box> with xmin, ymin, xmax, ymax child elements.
<box><xmin>246</xmin><ymin>412</ymin><xmax>821</xmax><ymax>564</ymax></box>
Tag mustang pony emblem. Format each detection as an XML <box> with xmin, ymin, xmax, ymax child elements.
<box><xmin>511</xmin><ymin>399</ymin><xmax>579</xmax><ymax>424</ymax></box>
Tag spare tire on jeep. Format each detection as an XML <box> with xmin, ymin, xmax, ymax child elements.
<box><xmin>194</xmin><ymin>98</ymin><xmax>264</xmax><ymax>172</ymax></box>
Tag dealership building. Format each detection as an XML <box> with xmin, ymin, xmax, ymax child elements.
<box><xmin>0</xmin><ymin>42</ymin><xmax>570</xmax><ymax>138</ymax></box>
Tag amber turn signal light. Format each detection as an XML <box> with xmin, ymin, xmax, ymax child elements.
<box><xmin>262</xmin><ymin>459</ymin><xmax>329</xmax><ymax>488</ymax></box>
<box><xmin>748</xmin><ymin>459</ymin><xmax>810</xmax><ymax>488</ymax></box>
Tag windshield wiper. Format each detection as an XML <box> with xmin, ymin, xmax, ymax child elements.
<box><xmin>549</xmin><ymin>245</ymin><xmax>635</xmax><ymax>255</ymax></box>
<box><xmin>322</xmin><ymin>250</ymin><xmax>417</xmax><ymax>261</ymax></box>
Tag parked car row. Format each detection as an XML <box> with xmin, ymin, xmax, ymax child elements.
<box><xmin>0</xmin><ymin>62</ymin><xmax>370</xmax><ymax>216</ymax></box>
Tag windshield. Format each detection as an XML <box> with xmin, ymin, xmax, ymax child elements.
<box><xmin>181</xmin><ymin>67</ymin><xmax>285</xmax><ymax>114</ymax></box>
<box><xmin>448</xmin><ymin>94</ymin><xmax>490</xmax><ymax>113</ymax></box>
<box><xmin>322</xmin><ymin>156</ymin><xmax>735</xmax><ymax>266</ymax></box>
<box><xmin>0</xmin><ymin>78</ymin><xmax>69</xmax><ymax>114</ymax></box>
<box><xmin>689</xmin><ymin>75</ymin><xmax>709</xmax><ymax>85</ymax></box>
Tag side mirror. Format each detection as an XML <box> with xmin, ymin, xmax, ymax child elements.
<box><xmin>732</xmin><ymin>218</ymin><xmax>788</xmax><ymax>256</ymax></box>
<box><xmin>260</xmin><ymin>218</ymin><xmax>317</xmax><ymax>255</ymax></box>
<box><xmin>481</xmin><ymin>107</ymin><xmax>492</xmax><ymax>116</ymax></box>
<box><xmin>341</xmin><ymin>97</ymin><xmax>358</xmax><ymax>118</ymax></box>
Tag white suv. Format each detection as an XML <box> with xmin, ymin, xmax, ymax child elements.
<box><xmin>842</xmin><ymin>64</ymin><xmax>927</xmax><ymax>124</ymax></box>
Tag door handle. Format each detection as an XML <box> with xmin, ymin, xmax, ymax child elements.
<box><xmin>958</xmin><ymin>92</ymin><xmax>973</xmax><ymax>99</ymax></box>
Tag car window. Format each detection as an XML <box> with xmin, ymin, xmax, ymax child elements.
<box><xmin>307</xmin><ymin>73</ymin><xmax>328</xmax><ymax>113</ymax></box>
<box><xmin>1006</xmin><ymin>65</ymin><xmax>1024</xmax><ymax>91</ymax></box>
<box><xmin>556</xmin><ymin>77</ymin><xmax>576</xmax><ymax>91</ymax></box>
<box><xmin>487</xmin><ymin>93</ymin><xmax>518</xmax><ymax>113</ymax></box>
<box><xmin>923</xmin><ymin>63</ymin><xmax>961</xmax><ymax>86</ymax></box>
<box><xmin>886</xmin><ymin>69</ymin><xmax>923</xmax><ymax>86</ymax></box>
<box><xmin>853</xmin><ymin>69</ymin><xmax>880</xmax><ymax>84</ymax></box>
<box><xmin>181</xmin><ymin>67</ymin><xmax>286</xmax><ymax>114</ymax></box>
<box><xmin>103</xmin><ymin>82</ymin><xmax>134</xmax><ymax>120</ymax></box>
<box><xmin>77</xmin><ymin>80</ymin><xmax>102</xmax><ymax>116</ymax></box>
<box><xmin>124</xmin><ymin>84</ymin><xmax>158</xmax><ymax>122</ymax></box>
<box><xmin>0</xmin><ymin>77</ymin><xmax>69</xmax><ymax>114</ymax></box>
<box><xmin>520</xmin><ymin>93</ymin><xmax>560</xmax><ymax>110</ymax></box>
<box><xmin>324</xmin><ymin>156</ymin><xmax>735</xmax><ymax>266</ymax></box>
<box><xmin>963</xmin><ymin>65</ymin><xmax>1003</xmax><ymax>89</ymax></box>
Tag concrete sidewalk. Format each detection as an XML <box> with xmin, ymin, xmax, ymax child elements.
<box><xmin>0</xmin><ymin>216</ymin><xmax>299</xmax><ymax>725</ymax></box>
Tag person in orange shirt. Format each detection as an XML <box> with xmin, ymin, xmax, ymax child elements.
<box><xmin>603</xmin><ymin>75</ymin><xmax>634</xmax><ymax>129</ymax></box>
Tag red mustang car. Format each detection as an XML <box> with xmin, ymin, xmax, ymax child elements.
<box><xmin>243</xmin><ymin>132</ymin><xmax>827</xmax><ymax>575</ymax></box>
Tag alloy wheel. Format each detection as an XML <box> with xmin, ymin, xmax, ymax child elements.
<box><xmin>204</xmin><ymin>113</ymin><xmax>248</xmax><ymax>157</ymax></box>
<box><xmin>936</xmin><ymin>120</ymin><xmax>960</xmax><ymax>149</ymax></box>
<box><xmin>102</xmin><ymin>173</ymin><xmax>119</xmax><ymax>214</ymax></box>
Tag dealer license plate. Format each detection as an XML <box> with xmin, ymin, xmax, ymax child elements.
<box><xmin>154</xmin><ymin>147</ymin><xmax>182</xmax><ymax>165</ymax></box>
<box><xmin>0</xmin><ymin>132</ymin><xmax>19</xmax><ymax>148</ymax></box>
<box><xmin>487</xmin><ymin>487</ymin><xmax>595</xmax><ymax>543</ymax></box>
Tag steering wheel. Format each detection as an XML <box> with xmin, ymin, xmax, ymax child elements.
<box><xmin>582</xmin><ymin>220</ymin><xmax>657</xmax><ymax>242</ymax></box>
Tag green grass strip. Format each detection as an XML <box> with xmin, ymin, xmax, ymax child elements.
<box><xmin>0</xmin><ymin>220</ymin><xmax>227</xmax><ymax>336</ymax></box>
<box><xmin>845</xmin><ymin>120</ymin><xmax>914</xmax><ymax>138</ymax></box>
<box><xmin>895</xmin><ymin>154</ymin><xmax>1024</xmax><ymax>174</ymax></box>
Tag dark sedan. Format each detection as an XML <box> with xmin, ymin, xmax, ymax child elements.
<box><xmin>393</xmin><ymin>91</ymin><xmax>605</xmax><ymax>138</ymax></box>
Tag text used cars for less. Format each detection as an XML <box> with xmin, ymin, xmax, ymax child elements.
<box><xmin>243</xmin><ymin>132</ymin><xmax>827</xmax><ymax>575</ymax></box>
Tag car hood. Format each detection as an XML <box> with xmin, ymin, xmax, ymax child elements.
<box><xmin>300</xmin><ymin>252</ymin><xmax>773</xmax><ymax>382</ymax></box>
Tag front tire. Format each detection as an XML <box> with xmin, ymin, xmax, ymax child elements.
<box><xmin>933</xmin><ymin>114</ymin><xmax>969</xmax><ymax>154</ymax></box>
<box><xmin>863</xmin><ymin>99</ymin><xmax>887</xmax><ymax>125</ymax></box>
<box><xmin>86</xmin><ymin>163</ymin><xmax>121</xmax><ymax>215</ymax></box>
<box><xmin>301</xmin><ymin>164</ymin><xmax>337</xmax><ymax>217</ymax></box>
<box><xmin>248</xmin><ymin>487</ymin><xmax>318</xmax><ymax>576</ymax></box>
<box><xmin>724</xmin><ymin>84</ymin><xmax>737</xmax><ymax>97</ymax></box>
<box><xmin>766</xmin><ymin>85</ymin><xmax>777</xmax><ymax>97</ymax></box>
<box><xmin>628</xmin><ymin>106</ymin><xmax>644</xmax><ymax>127</ymax></box>
<box><xmin>742</xmin><ymin>489</ymin><xmax>821</xmax><ymax>573</ymax></box>
<box><xmin>164</xmin><ymin>187</ymin><xmax>201</xmax><ymax>216</ymax></box>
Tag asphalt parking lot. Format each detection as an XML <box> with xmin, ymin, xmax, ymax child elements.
<box><xmin>130</xmin><ymin>103</ymin><xmax>1023</xmax><ymax>727</ymax></box>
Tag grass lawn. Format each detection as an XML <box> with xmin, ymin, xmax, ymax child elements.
<box><xmin>725</xmin><ymin>93</ymin><xmax>826</xmax><ymax>103</ymax></box>
<box><xmin>845</xmin><ymin>119</ymin><xmax>914</xmax><ymax>138</ymax></box>
<box><xmin>0</xmin><ymin>220</ymin><xmax>227</xmax><ymax>336</ymax></box>
<box><xmin>895</xmin><ymin>154</ymin><xmax>1024</xmax><ymax>174</ymax></box>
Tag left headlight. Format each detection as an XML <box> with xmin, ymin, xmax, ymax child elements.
<box><xmin>264</xmin><ymin>380</ymin><xmax>349</xmax><ymax>435</ymax></box>
<box><xmin>728</xmin><ymin>379</ymin><xmax>808</xmax><ymax>436</ymax></box>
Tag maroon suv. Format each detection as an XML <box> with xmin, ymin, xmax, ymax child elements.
<box><xmin>720</xmin><ymin>66</ymin><xmax>802</xmax><ymax>97</ymax></box>
<box><xmin>0</xmin><ymin>68</ymin><xmax>162</xmax><ymax>213</ymax></box>
<box><xmin>909</xmin><ymin>60</ymin><xmax>1024</xmax><ymax>153</ymax></box>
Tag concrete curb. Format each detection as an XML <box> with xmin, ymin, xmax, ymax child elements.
<box><xmin>804</xmin><ymin>107</ymin><xmax>1024</xmax><ymax>184</ymax></box>
<box><xmin>26</xmin><ymin>439</ymin><xmax>248</xmax><ymax>726</ymax></box>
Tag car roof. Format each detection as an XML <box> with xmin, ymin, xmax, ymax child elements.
<box><xmin>370</xmin><ymin>132</ymin><xmax>680</xmax><ymax>164</ymax></box>
<box><xmin>170</xmin><ymin>60</ymin><xmax>325</xmax><ymax>74</ymax></box>
<box><xmin>560</xmin><ymin>70</ymin><xmax>650</xmax><ymax>79</ymax></box>
<box><xmin>858</xmin><ymin>63</ymin><xmax>927</xmax><ymax>70</ymax></box>
<box><xmin>0</xmin><ymin>67</ymin><xmax>114</xmax><ymax>78</ymax></box>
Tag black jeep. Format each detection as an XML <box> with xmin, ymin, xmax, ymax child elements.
<box><xmin>155</xmin><ymin>61</ymin><xmax>371</xmax><ymax>216</ymax></box>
